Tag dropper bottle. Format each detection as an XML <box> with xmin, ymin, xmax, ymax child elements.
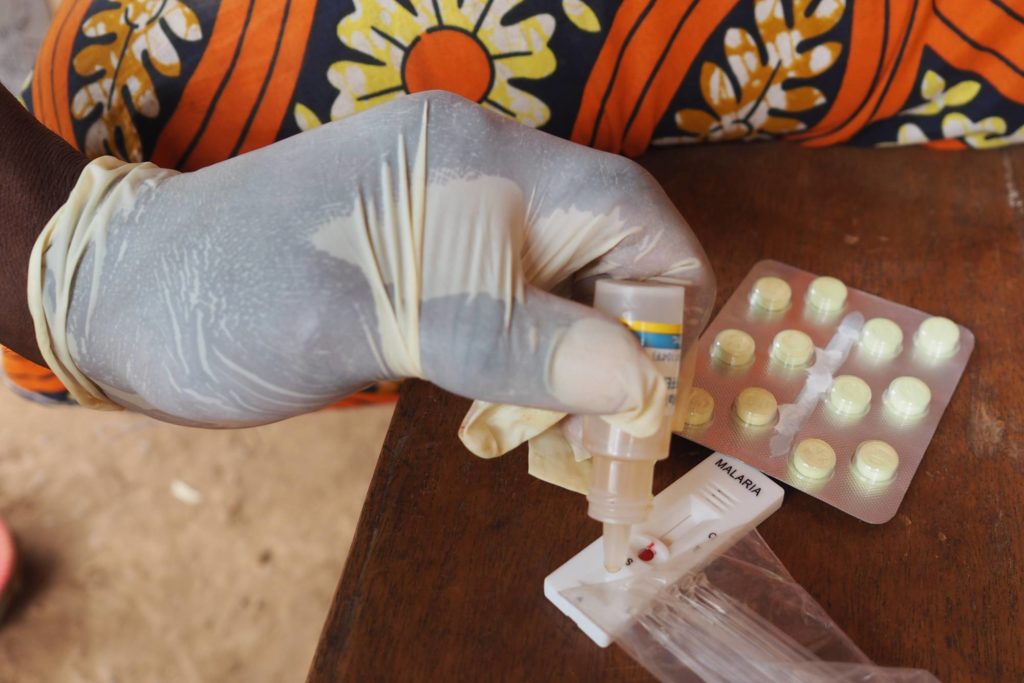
<box><xmin>584</xmin><ymin>280</ymin><xmax>685</xmax><ymax>573</ymax></box>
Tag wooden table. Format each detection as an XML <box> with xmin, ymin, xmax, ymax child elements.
<box><xmin>308</xmin><ymin>144</ymin><xmax>1024</xmax><ymax>683</ymax></box>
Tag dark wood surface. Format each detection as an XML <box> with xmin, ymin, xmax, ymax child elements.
<box><xmin>308</xmin><ymin>144</ymin><xmax>1024</xmax><ymax>683</ymax></box>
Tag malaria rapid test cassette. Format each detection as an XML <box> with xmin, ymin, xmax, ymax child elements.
<box><xmin>544</xmin><ymin>454</ymin><xmax>783</xmax><ymax>647</ymax></box>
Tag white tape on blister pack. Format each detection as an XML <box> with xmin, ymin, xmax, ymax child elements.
<box><xmin>770</xmin><ymin>312</ymin><xmax>864</xmax><ymax>456</ymax></box>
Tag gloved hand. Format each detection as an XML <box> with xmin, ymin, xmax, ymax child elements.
<box><xmin>30</xmin><ymin>91</ymin><xmax>714</xmax><ymax>451</ymax></box>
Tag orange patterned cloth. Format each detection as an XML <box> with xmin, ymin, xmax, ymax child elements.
<box><xmin>7</xmin><ymin>0</ymin><xmax>1024</xmax><ymax>405</ymax></box>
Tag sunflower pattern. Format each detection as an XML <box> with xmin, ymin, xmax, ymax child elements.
<box><xmin>300</xmin><ymin>0</ymin><xmax>556</xmax><ymax>131</ymax></box>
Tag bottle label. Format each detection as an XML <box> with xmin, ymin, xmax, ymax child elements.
<box><xmin>622</xmin><ymin>320</ymin><xmax>683</xmax><ymax>415</ymax></box>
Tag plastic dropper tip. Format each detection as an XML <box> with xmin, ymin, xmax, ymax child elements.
<box><xmin>602</xmin><ymin>522</ymin><xmax>631</xmax><ymax>573</ymax></box>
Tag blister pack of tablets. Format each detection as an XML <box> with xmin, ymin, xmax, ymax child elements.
<box><xmin>680</xmin><ymin>260</ymin><xmax>974</xmax><ymax>523</ymax></box>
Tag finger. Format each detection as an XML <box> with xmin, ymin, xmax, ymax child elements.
<box><xmin>521</xmin><ymin>154</ymin><xmax>715</xmax><ymax>438</ymax></box>
<box><xmin>459</xmin><ymin>406</ymin><xmax>592</xmax><ymax>494</ymax></box>
<box><xmin>422</xmin><ymin>284</ymin><xmax>667</xmax><ymax>437</ymax></box>
<box><xmin>458</xmin><ymin>400</ymin><xmax>589</xmax><ymax>465</ymax></box>
<box><xmin>459</xmin><ymin>401</ymin><xmax>564</xmax><ymax>459</ymax></box>
<box><xmin>520</xmin><ymin>152</ymin><xmax>716</xmax><ymax>352</ymax></box>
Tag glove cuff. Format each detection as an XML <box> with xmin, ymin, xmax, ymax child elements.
<box><xmin>27</xmin><ymin>156</ymin><xmax>168</xmax><ymax>410</ymax></box>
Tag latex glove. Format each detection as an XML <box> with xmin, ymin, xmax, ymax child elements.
<box><xmin>29</xmin><ymin>91</ymin><xmax>713</xmax><ymax>437</ymax></box>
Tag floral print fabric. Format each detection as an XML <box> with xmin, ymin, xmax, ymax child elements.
<box><xmin>26</xmin><ymin>0</ymin><xmax>1024</xmax><ymax>160</ymax></box>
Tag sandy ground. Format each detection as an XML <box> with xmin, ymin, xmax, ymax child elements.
<box><xmin>0</xmin><ymin>387</ymin><xmax>390</xmax><ymax>683</ymax></box>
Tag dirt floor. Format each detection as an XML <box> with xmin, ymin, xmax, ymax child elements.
<box><xmin>0</xmin><ymin>386</ymin><xmax>391</xmax><ymax>683</ymax></box>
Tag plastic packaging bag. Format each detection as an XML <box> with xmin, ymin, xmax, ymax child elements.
<box><xmin>561</xmin><ymin>530</ymin><xmax>939</xmax><ymax>682</ymax></box>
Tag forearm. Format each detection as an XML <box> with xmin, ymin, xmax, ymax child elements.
<box><xmin>0</xmin><ymin>85</ymin><xmax>87</xmax><ymax>365</ymax></box>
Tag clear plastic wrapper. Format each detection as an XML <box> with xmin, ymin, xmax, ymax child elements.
<box><xmin>561</xmin><ymin>529</ymin><xmax>939</xmax><ymax>683</ymax></box>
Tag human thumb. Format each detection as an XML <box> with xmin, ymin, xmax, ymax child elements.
<box><xmin>450</xmin><ymin>286</ymin><xmax>667</xmax><ymax>459</ymax></box>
